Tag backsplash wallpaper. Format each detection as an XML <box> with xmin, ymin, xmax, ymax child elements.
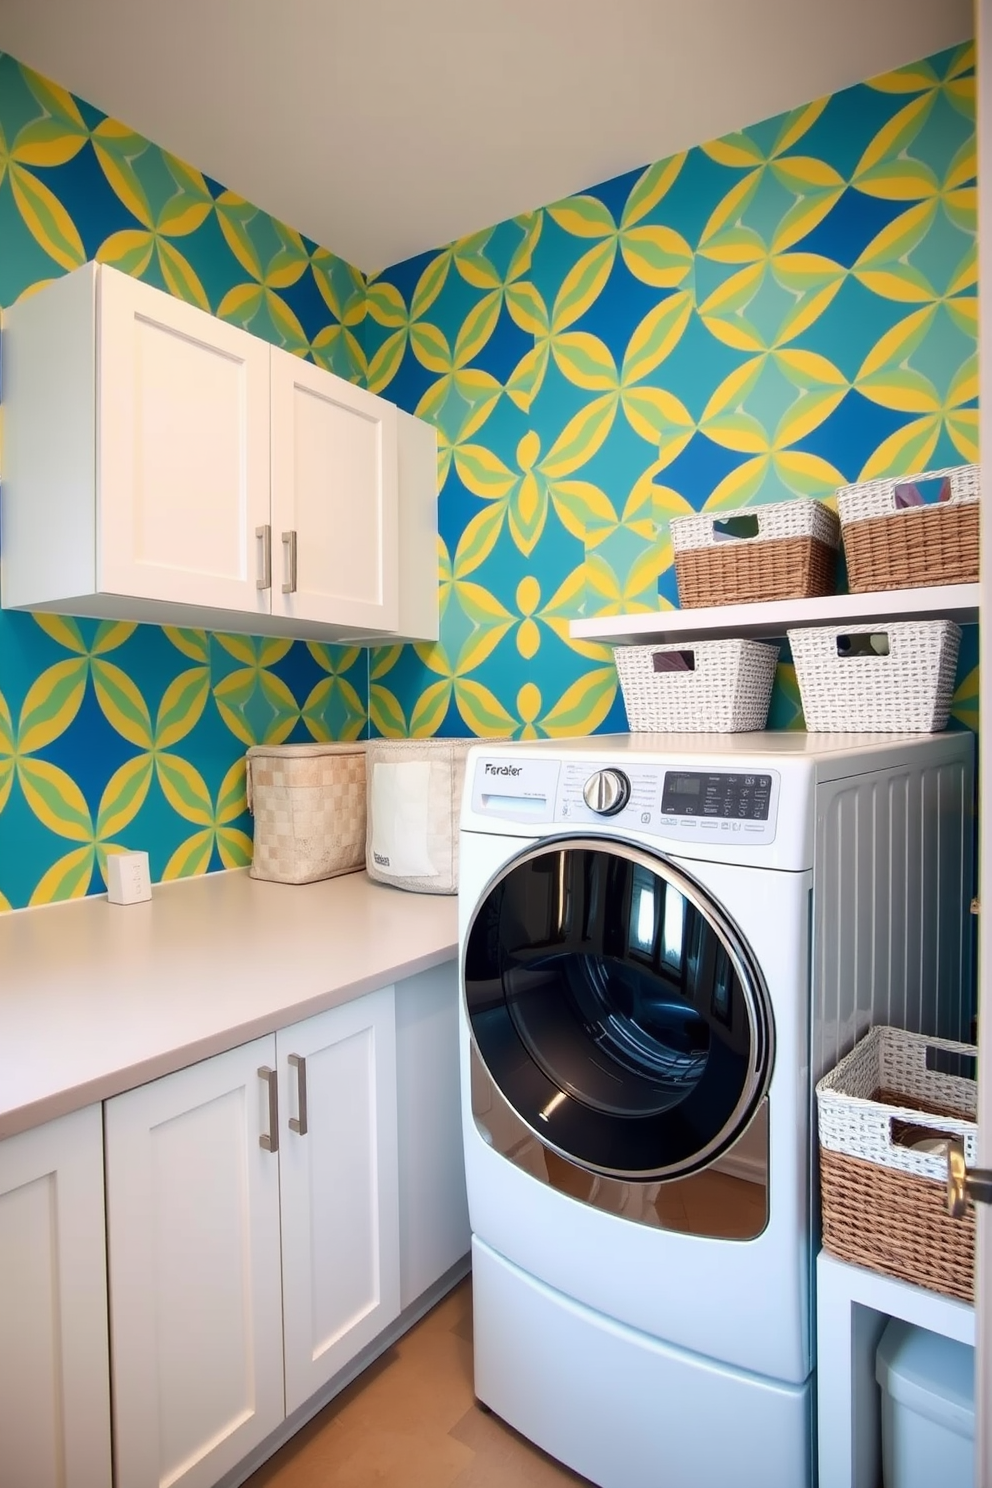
<box><xmin>364</xmin><ymin>40</ymin><xmax>977</xmax><ymax>740</ymax></box>
<box><xmin>0</xmin><ymin>54</ymin><xmax>369</xmax><ymax>909</ymax></box>
<box><xmin>0</xmin><ymin>40</ymin><xmax>980</xmax><ymax>909</ymax></box>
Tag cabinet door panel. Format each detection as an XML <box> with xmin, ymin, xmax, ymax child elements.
<box><xmin>270</xmin><ymin>348</ymin><xmax>399</xmax><ymax>631</ymax></box>
<box><xmin>279</xmin><ymin>987</ymin><xmax>400</xmax><ymax>1414</ymax></box>
<box><xmin>105</xmin><ymin>1038</ymin><xmax>284</xmax><ymax>1488</ymax></box>
<box><xmin>0</xmin><ymin>1105</ymin><xmax>111</xmax><ymax>1488</ymax></box>
<box><xmin>98</xmin><ymin>265</ymin><xmax>271</xmax><ymax>613</ymax></box>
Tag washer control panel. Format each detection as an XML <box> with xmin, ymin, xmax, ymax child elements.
<box><xmin>555</xmin><ymin>762</ymin><xmax>780</xmax><ymax>845</ymax></box>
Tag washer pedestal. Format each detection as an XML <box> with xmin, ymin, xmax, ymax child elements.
<box><xmin>472</xmin><ymin>1237</ymin><xmax>811</xmax><ymax>1488</ymax></box>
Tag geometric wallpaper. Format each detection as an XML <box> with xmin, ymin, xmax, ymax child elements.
<box><xmin>0</xmin><ymin>41</ymin><xmax>979</xmax><ymax>909</ymax></box>
<box><xmin>364</xmin><ymin>40</ymin><xmax>978</xmax><ymax>742</ymax></box>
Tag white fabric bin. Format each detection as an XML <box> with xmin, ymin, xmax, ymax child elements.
<box><xmin>365</xmin><ymin>737</ymin><xmax>481</xmax><ymax>894</ymax></box>
<box><xmin>875</xmin><ymin>1319</ymin><xmax>974</xmax><ymax>1488</ymax></box>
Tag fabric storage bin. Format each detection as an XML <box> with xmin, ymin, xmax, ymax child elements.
<box><xmin>837</xmin><ymin>463</ymin><xmax>979</xmax><ymax>592</ymax></box>
<box><xmin>876</xmin><ymin>1320</ymin><xmax>974</xmax><ymax>1488</ymax></box>
<box><xmin>246</xmin><ymin>742</ymin><xmax>366</xmax><ymax>884</ymax></box>
<box><xmin>614</xmin><ymin>639</ymin><xmax>779</xmax><ymax>732</ymax></box>
<box><xmin>670</xmin><ymin>499</ymin><xmax>839</xmax><ymax>608</ymax></box>
<box><xmin>365</xmin><ymin>737</ymin><xmax>482</xmax><ymax>894</ymax></box>
<box><xmin>787</xmin><ymin>619</ymin><xmax>961</xmax><ymax>732</ymax></box>
<box><xmin>816</xmin><ymin>1027</ymin><xmax>977</xmax><ymax>1301</ymax></box>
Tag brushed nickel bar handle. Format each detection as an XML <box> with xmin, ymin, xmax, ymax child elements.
<box><xmin>288</xmin><ymin>1054</ymin><xmax>308</xmax><ymax>1137</ymax></box>
<box><xmin>256</xmin><ymin>524</ymin><xmax>272</xmax><ymax>590</ymax></box>
<box><xmin>281</xmin><ymin>530</ymin><xmax>298</xmax><ymax>594</ymax></box>
<box><xmin>258</xmin><ymin>1066</ymin><xmax>279</xmax><ymax>1152</ymax></box>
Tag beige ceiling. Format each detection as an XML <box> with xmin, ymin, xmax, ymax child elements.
<box><xmin>0</xmin><ymin>0</ymin><xmax>973</xmax><ymax>274</ymax></box>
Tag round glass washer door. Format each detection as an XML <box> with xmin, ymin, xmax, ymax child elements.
<box><xmin>463</xmin><ymin>837</ymin><xmax>774</xmax><ymax>1181</ymax></box>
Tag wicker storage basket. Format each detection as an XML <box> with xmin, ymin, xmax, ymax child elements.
<box><xmin>246</xmin><ymin>742</ymin><xmax>367</xmax><ymax>884</ymax></box>
<box><xmin>365</xmin><ymin>737</ymin><xmax>482</xmax><ymax>894</ymax></box>
<box><xmin>670</xmin><ymin>499</ymin><xmax>840</xmax><ymax>608</ymax></box>
<box><xmin>614</xmin><ymin>639</ymin><xmax>779</xmax><ymax>732</ymax></box>
<box><xmin>816</xmin><ymin>1027</ymin><xmax>977</xmax><ymax>1301</ymax></box>
<box><xmin>787</xmin><ymin>620</ymin><xmax>961</xmax><ymax>732</ymax></box>
<box><xmin>837</xmin><ymin>464</ymin><xmax>980</xmax><ymax>592</ymax></box>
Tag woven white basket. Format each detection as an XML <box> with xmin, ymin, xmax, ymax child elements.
<box><xmin>614</xmin><ymin>639</ymin><xmax>779</xmax><ymax>732</ymax></box>
<box><xmin>836</xmin><ymin>463</ymin><xmax>980</xmax><ymax>525</ymax></box>
<box><xmin>670</xmin><ymin>498</ymin><xmax>839</xmax><ymax>553</ymax></box>
<box><xmin>787</xmin><ymin>620</ymin><xmax>961</xmax><ymax>732</ymax></box>
<box><xmin>816</xmin><ymin>1026</ymin><xmax>977</xmax><ymax>1182</ymax></box>
<box><xmin>246</xmin><ymin>742</ymin><xmax>366</xmax><ymax>884</ymax></box>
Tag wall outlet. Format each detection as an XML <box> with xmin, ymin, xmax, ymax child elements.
<box><xmin>106</xmin><ymin>851</ymin><xmax>152</xmax><ymax>905</ymax></box>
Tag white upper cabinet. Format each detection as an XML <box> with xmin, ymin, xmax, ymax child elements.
<box><xmin>99</xmin><ymin>266</ymin><xmax>272</xmax><ymax>616</ymax></box>
<box><xmin>1</xmin><ymin>262</ymin><xmax>438</xmax><ymax>643</ymax></box>
<box><xmin>270</xmin><ymin>347</ymin><xmax>398</xmax><ymax>633</ymax></box>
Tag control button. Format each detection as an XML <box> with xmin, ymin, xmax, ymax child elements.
<box><xmin>640</xmin><ymin>812</ymin><xmax>651</xmax><ymax>825</ymax></box>
<box><xmin>679</xmin><ymin>818</ymin><xmax>697</xmax><ymax>828</ymax></box>
<box><xmin>582</xmin><ymin>769</ymin><xmax>631</xmax><ymax>816</ymax></box>
<box><xmin>721</xmin><ymin>823</ymin><xmax>730</xmax><ymax>831</ymax></box>
<box><xmin>700</xmin><ymin>822</ymin><xmax>719</xmax><ymax>831</ymax></box>
<box><xmin>732</xmin><ymin>822</ymin><xmax>742</xmax><ymax>832</ymax></box>
<box><xmin>744</xmin><ymin>825</ymin><xmax>764</xmax><ymax>833</ymax></box>
<box><xmin>662</xmin><ymin>815</ymin><xmax>678</xmax><ymax>827</ymax></box>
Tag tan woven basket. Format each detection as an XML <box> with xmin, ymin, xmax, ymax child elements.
<box><xmin>816</xmin><ymin>1027</ymin><xmax>977</xmax><ymax>1301</ymax></box>
<box><xmin>837</xmin><ymin>463</ymin><xmax>980</xmax><ymax>592</ymax></box>
<box><xmin>246</xmin><ymin>742</ymin><xmax>366</xmax><ymax>884</ymax></box>
<box><xmin>614</xmin><ymin>639</ymin><xmax>779</xmax><ymax>732</ymax></box>
<box><xmin>787</xmin><ymin>619</ymin><xmax>961</xmax><ymax>732</ymax></box>
<box><xmin>671</xmin><ymin>499</ymin><xmax>839</xmax><ymax>608</ymax></box>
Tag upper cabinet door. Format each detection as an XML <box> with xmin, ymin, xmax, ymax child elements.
<box><xmin>97</xmin><ymin>266</ymin><xmax>272</xmax><ymax>614</ymax></box>
<box><xmin>269</xmin><ymin>348</ymin><xmax>399</xmax><ymax>632</ymax></box>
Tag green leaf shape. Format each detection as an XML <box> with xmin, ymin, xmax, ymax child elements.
<box><xmin>97</xmin><ymin>229</ymin><xmax>155</xmax><ymax>279</ymax></box>
<box><xmin>410</xmin><ymin>679</ymin><xmax>453</xmax><ymax>737</ymax></box>
<box><xmin>553</xmin><ymin>333</ymin><xmax>618</xmax><ymax>392</ymax></box>
<box><xmin>214</xmin><ymin>192</ymin><xmax>264</xmax><ymax>280</ymax></box>
<box><xmin>164</xmin><ymin>829</ymin><xmax>215</xmax><ymax>881</ymax></box>
<box><xmin>96</xmin><ymin>755</ymin><xmax>155</xmax><ymax>841</ymax></box>
<box><xmin>369</xmin><ymin>684</ymin><xmax>407</xmax><ymax>738</ymax></box>
<box><xmin>853</xmin><ymin>94</ymin><xmax>935</xmax><ymax>186</ymax></box>
<box><xmin>18</xmin><ymin>759</ymin><xmax>94</xmax><ymax>841</ymax></box>
<box><xmin>157</xmin><ymin>239</ymin><xmax>210</xmax><ymax>312</ymax></box>
<box><xmin>92</xmin><ymin>621</ymin><xmax>138</xmax><ymax>655</ymax></box>
<box><xmin>454</xmin><ymin>291</ymin><xmax>501</xmax><ymax>369</ymax></box>
<box><xmin>509</xmin><ymin>473</ymin><xmax>548</xmax><ymax>557</ymax></box>
<box><xmin>215</xmin><ymin>633</ymin><xmax>259</xmax><ymax>666</ymax></box>
<box><xmin>32</xmin><ymin>614</ymin><xmax>87</xmax><ymax>653</ymax></box>
<box><xmin>547</xmin><ymin>196</ymin><xmax>616</xmax><ymax>238</ymax></box>
<box><xmin>366</xmin><ymin>281</ymin><xmax>407</xmax><ymax>328</ymax></box>
<box><xmin>704</xmin><ymin>455</ymin><xmax>770</xmax><ymax>510</ymax></box>
<box><xmin>454</xmin><ymin>444</ymin><xmax>517</xmax><ymax>501</ymax></box>
<box><xmin>505</xmin><ymin>341</ymin><xmax>550</xmax><ymax>413</ymax></box>
<box><xmin>216</xmin><ymin>760</ymin><xmax>248</xmax><ymax>824</ymax></box>
<box><xmin>454</xmin><ymin>680</ymin><xmax>517</xmax><ymax>736</ymax></box>
<box><xmin>29</xmin><ymin>846</ymin><xmax>95</xmax><ymax>906</ymax></box>
<box><xmin>218</xmin><ymin>829</ymin><xmax>253</xmax><ymax>870</ymax></box>
<box><xmin>164</xmin><ymin>628</ymin><xmax>210</xmax><ymax>664</ymax></box>
<box><xmin>155</xmin><ymin>668</ymin><xmax>210</xmax><ymax>749</ymax></box>
<box><xmin>91</xmin><ymin>120</ymin><xmax>154</xmax><ymax>228</ymax></box>
<box><xmin>259</xmin><ymin>672</ymin><xmax>301</xmax><ymax>744</ymax></box>
<box><xmin>858</xmin><ymin>416</ymin><xmax>940</xmax><ymax>482</ymax></box>
<box><xmin>213</xmin><ymin>670</ymin><xmax>258</xmax><ymax>745</ymax></box>
<box><xmin>411</xmin><ymin>251</ymin><xmax>452</xmax><ymax>321</ymax></box>
<box><xmin>17</xmin><ymin>658</ymin><xmax>89</xmax><ymax>755</ymax></box>
<box><xmin>453</xmin><ymin>504</ymin><xmax>507</xmax><ymax>580</ymax></box>
<box><xmin>539</xmin><ymin>668</ymin><xmax>618</xmax><ymax>737</ymax></box>
<box><xmin>772</xmin><ymin>451</ymin><xmax>845</xmax><ymax>498</ymax></box>
<box><xmin>156</xmin><ymin>754</ymin><xmax>213</xmax><ymax>826</ymax></box>
<box><xmin>302</xmin><ymin>676</ymin><xmax>367</xmax><ymax>741</ymax></box>
<box><xmin>622</xmin><ymin>292</ymin><xmax>693</xmax><ymax>385</ymax></box>
<box><xmin>620</xmin><ymin>224</ymin><xmax>693</xmax><ymax>288</ymax></box>
<box><xmin>552</xmin><ymin>239</ymin><xmax>617</xmax><ymax>332</ymax></box>
<box><xmin>410</xmin><ymin>322</ymin><xmax>453</xmax><ymax>374</ymax></box>
<box><xmin>370</xmin><ymin>646</ymin><xmax>403</xmax><ymax>681</ymax></box>
<box><xmin>19</xmin><ymin>68</ymin><xmax>88</xmax><ymax>138</ymax></box>
<box><xmin>92</xmin><ymin>660</ymin><xmax>154</xmax><ymax>749</ymax></box>
<box><xmin>10</xmin><ymin>164</ymin><xmax>86</xmax><ymax>271</ymax></box>
<box><xmin>621</xmin><ymin>386</ymin><xmax>695</xmax><ymax>456</ymax></box>
<box><xmin>549</xmin><ymin>480</ymin><xmax>618</xmax><ymax>546</ymax></box>
<box><xmin>621</xmin><ymin>155</ymin><xmax>686</xmax><ymax>228</ymax></box>
<box><xmin>505</xmin><ymin>282</ymin><xmax>549</xmax><ymax>337</ymax></box>
<box><xmin>366</xmin><ymin>329</ymin><xmax>408</xmax><ymax>393</ymax></box>
<box><xmin>539</xmin><ymin>394</ymin><xmax>618</xmax><ymax>480</ymax></box>
<box><xmin>12</xmin><ymin>115</ymin><xmax>88</xmax><ymax>169</ymax></box>
<box><xmin>217</xmin><ymin>283</ymin><xmax>264</xmax><ymax>326</ymax></box>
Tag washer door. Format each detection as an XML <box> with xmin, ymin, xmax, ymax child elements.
<box><xmin>464</xmin><ymin>838</ymin><xmax>773</xmax><ymax>1180</ymax></box>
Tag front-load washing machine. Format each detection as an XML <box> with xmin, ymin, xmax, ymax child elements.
<box><xmin>458</xmin><ymin>732</ymin><xmax>972</xmax><ymax>1488</ymax></box>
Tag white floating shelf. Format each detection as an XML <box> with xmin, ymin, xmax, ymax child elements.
<box><xmin>569</xmin><ymin>584</ymin><xmax>980</xmax><ymax>645</ymax></box>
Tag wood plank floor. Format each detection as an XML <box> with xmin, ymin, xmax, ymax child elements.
<box><xmin>244</xmin><ymin>1277</ymin><xmax>592</xmax><ymax>1487</ymax></box>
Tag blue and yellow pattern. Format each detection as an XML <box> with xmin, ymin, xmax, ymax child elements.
<box><xmin>0</xmin><ymin>54</ymin><xmax>369</xmax><ymax>909</ymax></box>
<box><xmin>0</xmin><ymin>42</ymin><xmax>979</xmax><ymax>910</ymax></box>
<box><xmin>365</xmin><ymin>42</ymin><xmax>978</xmax><ymax>740</ymax></box>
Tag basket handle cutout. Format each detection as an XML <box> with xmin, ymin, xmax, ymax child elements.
<box><xmin>836</xmin><ymin>632</ymin><xmax>889</xmax><ymax>658</ymax></box>
<box><xmin>652</xmin><ymin>651</ymin><xmax>695</xmax><ymax>673</ymax></box>
<box><xmin>890</xmin><ymin>1118</ymin><xmax>953</xmax><ymax>1153</ymax></box>
<box><xmin>713</xmin><ymin>513</ymin><xmax>760</xmax><ymax>542</ymax></box>
<box><xmin>894</xmin><ymin>475</ymin><xmax>952</xmax><ymax>509</ymax></box>
<box><xmin>926</xmin><ymin>1045</ymin><xmax>977</xmax><ymax>1082</ymax></box>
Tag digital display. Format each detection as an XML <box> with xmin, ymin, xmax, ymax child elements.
<box><xmin>661</xmin><ymin>771</ymin><xmax>772</xmax><ymax>821</ymax></box>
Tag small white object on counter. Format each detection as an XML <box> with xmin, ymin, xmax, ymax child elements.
<box><xmin>106</xmin><ymin>851</ymin><xmax>152</xmax><ymax>905</ymax></box>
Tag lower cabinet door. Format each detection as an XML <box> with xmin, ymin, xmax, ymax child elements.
<box><xmin>0</xmin><ymin>1104</ymin><xmax>112</xmax><ymax>1488</ymax></box>
<box><xmin>105</xmin><ymin>1037</ymin><xmax>285</xmax><ymax>1488</ymax></box>
<box><xmin>278</xmin><ymin>986</ymin><xmax>401</xmax><ymax>1415</ymax></box>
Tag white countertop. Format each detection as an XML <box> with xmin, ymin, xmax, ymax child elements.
<box><xmin>0</xmin><ymin>868</ymin><xmax>459</xmax><ymax>1138</ymax></box>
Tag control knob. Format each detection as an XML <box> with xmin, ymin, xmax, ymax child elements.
<box><xmin>582</xmin><ymin>768</ymin><xmax>631</xmax><ymax>816</ymax></box>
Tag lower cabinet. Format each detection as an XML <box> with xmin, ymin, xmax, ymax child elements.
<box><xmin>105</xmin><ymin>985</ymin><xmax>400</xmax><ymax>1488</ymax></box>
<box><xmin>0</xmin><ymin>1104</ymin><xmax>112</xmax><ymax>1488</ymax></box>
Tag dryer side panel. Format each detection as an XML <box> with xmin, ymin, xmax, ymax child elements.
<box><xmin>812</xmin><ymin>749</ymin><xmax>974</xmax><ymax>1086</ymax></box>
